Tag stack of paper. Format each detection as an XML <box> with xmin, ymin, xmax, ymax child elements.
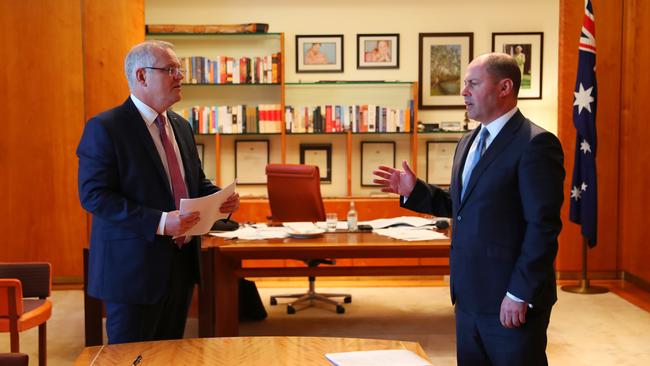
<box><xmin>358</xmin><ymin>216</ymin><xmax>434</xmax><ymax>229</ymax></box>
<box><xmin>179</xmin><ymin>181</ymin><xmax>237</xmax><ymax>236</ymax></box>
<box><xmin>325</xmin><ymin>349</ymin><xmax>432</xmax><ymax>366</ymax></box>
<box><xmin>210</xmin><ymin>226</ymin><xmax>290</xmax><ymax>240</ymax></box>
<box><xmin>374</xmin><ymin>228</ymin><xmax>448</xmax><ymax>241</ymax></box>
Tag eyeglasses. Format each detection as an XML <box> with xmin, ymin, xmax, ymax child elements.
<box><xmin>143</xmin><ymin>66</ymin><xmax>185</xmax><ymax>77</ymax></box>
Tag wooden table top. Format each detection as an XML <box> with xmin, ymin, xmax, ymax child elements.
<box><xmin>202</xmin><ymin>231</ymin><xmax>450</xmax><ymax>259</ymax></box>
<box><xmin>75</xmin><ymin>336</ymin><xmax>430</xmax><ymax>365</ymax></box>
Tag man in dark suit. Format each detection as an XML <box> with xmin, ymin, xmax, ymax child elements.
<box><xmin>374</xmin><ymin>53</ymin><xmax>564</xmax><ymax>365</ymax></box>
<box><xmin>77</xmin><ymin>41</ymin><xmax>240</xmax><ymax>344</ymax></box>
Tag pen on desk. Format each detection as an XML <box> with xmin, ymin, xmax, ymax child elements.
<box><xmin>132</xmin><ymin>354</ymin><xmax>142</xmax><ymax>366</ymax></box>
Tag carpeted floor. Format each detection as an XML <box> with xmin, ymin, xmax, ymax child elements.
<box><xmin>1</xmin><ymin>286</ymin><xmax>649</xmax><ymax>365</ymax></box>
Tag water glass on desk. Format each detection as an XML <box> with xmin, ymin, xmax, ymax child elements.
<box><xmin>326</xmin><ymin>213</ymin><xmax>338</xmax><ymax>232</ymax></box>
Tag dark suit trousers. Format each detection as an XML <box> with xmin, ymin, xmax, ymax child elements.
<box><xmin>105</xmin><ymin>249</ymin><xmax>195</xmax><ymax>345</ymax></box>
<box><xmin>455</xmin><ymin>305</ymin><xmax>551</xmax><ymax>366</ymax></box>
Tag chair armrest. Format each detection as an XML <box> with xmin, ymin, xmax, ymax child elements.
<box><xmin>0</xmin><ymin>278</ymin><xmax>24</xmax><ymax>316</ymax></box>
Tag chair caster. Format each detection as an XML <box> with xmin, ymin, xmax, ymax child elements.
<box><xmin>336</xmin><ymin>305</ymin><xmax>345</xmax><ymax>314</ymax></box>
<box><xmin>287</xmin><ymin>305</ymin><xmax>296</xmax><ymax>314</ymax></box>
<box><xmin>344</xmin><ymin>295</ymin><xmax>352</xmax><ymax>303</ymax></box>
<box><xmin>270</xmin><ymin>297</ymin><xmax>278</xmax><ymax>306</ymax></box>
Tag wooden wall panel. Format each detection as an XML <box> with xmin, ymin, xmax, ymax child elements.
<box><xmin>83</xmin><ymin>1</ymin><xmax>145</xmax><ymax>119</ymax></box>
<box><xmin>556</xmin><ymin>0</ymin><xmax>622</xmax><ymax>272</ymax></box>
<box><xmin>619</xmin><ymin>0</ymin><xmax>650</xmax><ymax>283</ymax></box>
<box><xmin>0</xmin><ymin>0</ymin><xmax>144</xmax><ymax>281</ymax></box>
<box><xmin>0</xmin><ymin>1</ymin><xmax>87</xmax><ymax>277</ymax></box>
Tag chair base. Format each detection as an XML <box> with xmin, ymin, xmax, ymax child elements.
<box><xmin>270</xmin><ymin>285</ymin><xmax>351</xmax><ymax>314</ymax></box>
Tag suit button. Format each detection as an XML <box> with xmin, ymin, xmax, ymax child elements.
<box><xmin>457</xmin><ymin>215</ymin><xmax>462</xmax><ymax>222</ymax></box>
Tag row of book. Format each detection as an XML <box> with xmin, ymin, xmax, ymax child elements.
<box><xmin>177</xmin><ymin>101</ymin><xmax>415</xmax><ymax>135</ymax></box>
<box><xmin>180</xmin><ymin>53</ymin><xmax>281</xmax><ymax>85</ymax></box>
<box><xmin>285</xmin><ymin>103</ymin><xmax>414</xmax><ymax>133</ymax></box>
<box><xmin>177</xmin><ymin>104</ymin><xmax>282</xmax><ymax>134</ymax></box>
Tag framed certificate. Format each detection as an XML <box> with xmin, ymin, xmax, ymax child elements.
<box><xmin>426</xmin><ymin>140</ymin><xmax>457</xmax><ymax>185</ymax></box>
<box><xmin>235</xmin><ymin>140</ymin><xmax>269</xmax><ymax>185</ymax></box>
<box><xmin>361</xmin><ymin>141</ymin><xmax>395</xmax><ymax>186</ymax></box>
<box><xmin>300</xmin><ymin>143</ymin><xmax>332</xmax><ymax>183</ymax></box>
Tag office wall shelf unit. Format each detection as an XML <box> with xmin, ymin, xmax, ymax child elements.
<box><xmin>146</xmin><ymin>30</ymin><xmax>462</xmax><ymax>210</ymax></box>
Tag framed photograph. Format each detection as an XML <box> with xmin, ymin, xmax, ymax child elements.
<box><xmin>300</xmin><ymin>144</ymin><xmax>332</xmax><ymax>183</ymax></box>
<box><xmin>492</xmin><ymin>32</ymin><xmax>543</xmax><ymax>99</ymax></box>
<box><xmin>426</xmin><ymin>140</ymin><xmax>458</xmax><ymax>185</ymax></box>
<box><xmin>418</xmin><ymin>33</ymin><xmax>474</xmax><ymax>109</ymax></box>
<box><xmin>196</xmin><ymin>143</ymin><xmax>204</xmax><ymax>170</ymax></box>
<box><xmin>296</xmin><ymin>35</ymin><xmax>344</xmax><ymax>73</ymax></box>
<box><xmin>357</xmin><ymin>34</ymin><xmax>399</xmax><ymax>69</ymax></box>
<box><xmin>235</xmin><ymin>140</ymin><xmax>269</xmax><ymax>185</ymax></box>
<box><xmin>360</xmin><ymin>141</ymin><xmax>396</xmax><ymax>187</ymax></box>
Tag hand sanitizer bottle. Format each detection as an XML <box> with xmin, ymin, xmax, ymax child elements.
<box><xmin>347</xmin><ymin>201</ymin><xmax>358</xmax><ymax>231</ymax></box>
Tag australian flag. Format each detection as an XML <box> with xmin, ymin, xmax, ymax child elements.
<box><xmin>570</xmin><ymin>0</ymin><xmax>598</xmax><ymax>247</ymax></box>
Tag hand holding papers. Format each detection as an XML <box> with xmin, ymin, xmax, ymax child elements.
<box><xmin>179</xmin><ymin>181</ymin><xmax>236</xmax><ymax>236</ymax></box>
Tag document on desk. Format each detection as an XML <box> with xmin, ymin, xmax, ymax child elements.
<box><xmin>179</xmin><ymin>181</ymin><xmax>236</xmax><ymax>236</ymax></box>
<box><xmin>325</xmin><ymin>349</ymin><xmax>432</xmax><ymax>366</ymax></box>
<box><xmin>359</xmin><ymin>216</ymin><xmax>434</xmax><ymax>229</ymax></box>
<box><xmin>374</xmin><ymin>228</ymin><xmax>448</xmax><ymax>241</ymax></box>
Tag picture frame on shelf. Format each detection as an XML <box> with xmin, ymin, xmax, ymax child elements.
<box><xmin>296</xmin><ymin>34</ymin><xmax>344</xmax><ymax>73</ymax></box>
<box><xmin>491</xmin><ymin>32</ymin><xmax>544</xmax><ymax>99</ymax></box>
<box><xmin>426</xmin><ymin>140</ymin><xmax>458</xmax><ymax>185</ymax></box>
<box><xmin>300</xmin><ymin>143</ymin><xmax>332</xmax><ymax>183</ymax></box>
<box><xmin>418</xmin><ymin>33</ymin><xmax>473</xmax><ymax>109</ymax></box>
<box><xmin>235</xmin><ymin>140</ymin><xmax>269</xmax><ymax>185</ymax></box>
<box><xmin>196</xmin><ymin>143</ymin><xmax>204</xmax><ymax>170</ymax></box>
<box><xmin>360</xmin><ymin>141</ymin><xmax>395</xmax><ymax>187</ymax></box>
<box><xmin>357</xmin><ymin>33</ymin><xmax>399</xmax><ymax>69</ymax></box>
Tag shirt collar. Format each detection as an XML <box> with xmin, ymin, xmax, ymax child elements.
<box><xmin>130</xmin><ymin>94</ymin><xmax>167</xmax><ymax>127</ymax></box>
<box><xmin>481</xmin><ymin>106</ymin><xmax>518</xmax><ymax>140</ymax></box>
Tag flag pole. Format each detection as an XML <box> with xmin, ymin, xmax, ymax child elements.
<box><xmin>561</xmin><ymin>235</ymin><xmax>608</xmax><ymax>294</ymax></box>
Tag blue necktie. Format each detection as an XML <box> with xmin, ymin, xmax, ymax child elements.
<box><xmin>461</xmin><ymin>127</ymin><xmax>489</xmax><ymax>200</ymax></box>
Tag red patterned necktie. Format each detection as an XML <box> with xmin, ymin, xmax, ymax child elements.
<box><xmin>155</xmin><ymin>114</ymin><xmax>189</xmax><ymax>243</ymax></box>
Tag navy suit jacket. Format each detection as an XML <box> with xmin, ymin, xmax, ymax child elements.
<box><xmin>404</xmin><ymin>111</ymin><xmax>564</xmax><ymax>314</ymax></box>
<box><xmin>77</xmin><ymin>98</ymin><xmax>219</xmax><ymax>305</ymax></box>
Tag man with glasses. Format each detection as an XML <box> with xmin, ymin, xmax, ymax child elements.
<box><xmin>77</xmin><ymin>41</ymin><xmax>240</xmax><ymax>344</ymax></box>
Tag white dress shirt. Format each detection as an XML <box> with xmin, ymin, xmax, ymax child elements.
<box><xmin>130</xmin><ymin>94</ymin><xmax>188</xmax><ymax>236</ymax></box>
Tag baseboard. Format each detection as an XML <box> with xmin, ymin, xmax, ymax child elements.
<box><xmin>555</xmin><ymin>270</ymin><xmax>618</xmax><ymax>280</ymax></box>
<box><xmin>620</xmin><ymin>271</ymin><xmax>650</xmax><ymax>292</ymax></box>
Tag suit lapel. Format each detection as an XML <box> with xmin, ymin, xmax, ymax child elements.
<box><xmin>458</xmin><ymin>111</ymin><xmax>525</xmax><ymax>210</ymax></box>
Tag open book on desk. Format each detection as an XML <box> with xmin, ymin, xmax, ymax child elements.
<box><xmin>325</xmin><ymin>349</ymin><xmax>432</xmax><ymax>366</ymax></box>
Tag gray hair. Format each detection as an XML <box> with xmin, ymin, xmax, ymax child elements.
<box><xmin>124</xmin><ymin>40</ymin><xmax>175</xmax><ymax>89</ymax></box>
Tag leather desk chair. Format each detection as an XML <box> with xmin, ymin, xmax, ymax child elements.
<box><xmin>0</xmin><ymin>263</ymin><xmax>52</xmax><ymax>366</ymax></box>
<box><xmin>266</xmin><ymin>164</ymin><xmax>351</xmax><ymax>314</ymax></box>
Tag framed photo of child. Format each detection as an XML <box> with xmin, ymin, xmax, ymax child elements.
<box><xmin>357</xmin><ymin>34</ymin><xmax>399</xmax><ymax>69</ymax></box>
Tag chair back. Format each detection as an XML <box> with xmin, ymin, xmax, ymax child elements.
<box><xmin>266</xmin><ymin>164</ymin><xmax>326</xmax><ymax>222</ymax></box>
<box><xmin>0</xmin><ymin>263</ymin><xmax>51</xmax><ymax>299</ymax></box>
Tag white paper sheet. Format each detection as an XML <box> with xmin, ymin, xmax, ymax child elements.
<box><xmin>179</xmin><ymin>181</ymin><xmax>236</xmax><ymax>236</ymax></box>
<box><xmin>374</xmin><ymin>228</ymin><xmax>448</xmax><ymax>241</ymax></box>
<box><xmin>325</xmin><ymin>349</ymin><xmax>432</xmax><ymax>366</ymax></box>
<box><xmin>210</xmin><ymin>226</ymin><xmax>290</xmax><ymax>240</ymax></box>
<box><xmin>358</xmin><ymin>216</ymin><xmax>434</xmax><ymax>229</ymax></box>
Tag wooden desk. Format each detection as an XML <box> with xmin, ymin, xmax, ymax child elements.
<box><xmin>75</xmin><ymin>336</ymin><xmax>431</xmax><ymax>365</ymax></box>
<box><xmin>199</xmin><ymin>232</ymin><xmax>450</xmax><ymax>337</ymax></box>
